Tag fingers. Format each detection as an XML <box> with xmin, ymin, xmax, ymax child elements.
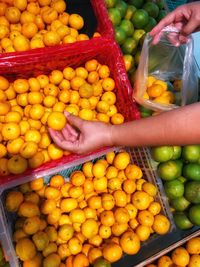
<box><xmin>64</xmin><ymin>111</ymin><xmax>83</xmax><ymax>129</ymax></box>
<box><xmin>49</xmin><ymin>128</ymin><xmax>65</xmax><ymax>142</ymax></box>
<box><xmin>182</xmin><ymin>18</ymin><xmax>200</xmax><ymax>35</ymax></box>
<box><xmin>150</xmin><ymin>12</ymin><xmax>175</xmax><ymax>36</ymax></box>
<box><xmin>62</xmin><ymin>124</ymin><xmax>78</xmax><ymax>142</ymax></box>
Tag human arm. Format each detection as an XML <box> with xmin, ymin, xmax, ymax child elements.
<box><xmin>49</xmin><ymin>103</ymin><xmax>200</xmax><ymax>154</ymax></box>
<box><xmin>150</xmin><ymin>1</ymin><xmax>200</xmax><ymax>45</ymax></box>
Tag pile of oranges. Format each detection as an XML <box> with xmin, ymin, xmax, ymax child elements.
<box><xmin>5</xmin><ymin>150</ymin><xmax>171</xmax><ymax>267</ymax></box>
<box><xmin>0</xmin><ymin>0</ymin><xmax>98</xmax><ymax>53</ymax></box>
<box><xmin>146</xmin><ymin>236</ymin><xmax>200</xmax><ymax>267</ymax></box>
<box><xmin>143</xmin><ymin>76</ymin><xmax>175</xmax><ymax>105</ymax></box>
<box><xmin>0</xmin><ymin>59</ymin><xmax>125</xmax><ymax>176</ymax></box>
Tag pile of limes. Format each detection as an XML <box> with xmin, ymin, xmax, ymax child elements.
<box><xmin>151</xmin><ymin>145</ymin><xmax>200</xmax><ymax>229</ymax></box>
<box><xmin>105</xmin><ymin>0</ymin><xmax>167</xmax><ymax>74</ymax></box>
<box><xmin>0</xmin><ymin>59</ymin><xmax>125</xmax><ymax>175</ymax></box>
<box><xmin>5</xmin><ymin>150</ymin><xmax>170</xmax><ymax>266</ymax></box>
<box><xmin>145</xmin><ymin>235</ymin><xmax>200</xmax><ymax>267</ymax></box>
<box><xmin>0</xmin><ymin>0</ymin><xmax>99</xmax><ymax>53</ymax></box>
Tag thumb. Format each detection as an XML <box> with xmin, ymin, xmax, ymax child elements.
<box><xmin>182</xmin><ymin>18</ymin><xmax>198</xmax><ymax>35</ymax></box>
<box><xmin>64</xmin><ymin>111</ymin><xmax>83</xmax><ymax>129</ymax></box>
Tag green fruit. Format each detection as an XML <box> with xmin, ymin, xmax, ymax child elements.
<box><xmin>0</xmin><ymin>247</ymin><xmax>3</xmax><ymax>263</ymax></box>
<box><xmin>172</xmin><ymin>146</ymin><xmax>182</xmax><ymax>160</ymax></box>
<box><xmin>115</xmin><ymin>27</ymin><xmax>126</xmax><ymax>45</ymax></box>
<box><xmin>115</xmin><ymin>0</ymin><xmax>128</xmax><ymax>18</ymax></box>
<box><xmin>143</xmin><ymin>2</ymin><xmax>159</xmax><ymax>18</ymax></box>
<box><xmin>122</xmin><ymin>38</ymin><xmax>137</xmax><ymax>54</ymax></box>
<box><xmin>133</xmin><ymin>29</ymin><xmax>146</xmax><ymax>42</ymax></box>
<box><xmin>125</xmin><ymin>5</ymin><xmax>137</xmax><ymax>20</ymax></box>
<box><xmin>123</xmin><ymin>54</ymin><xmax>134</xmax><ymax>71</ymax></box>
<box><xmin>105</xmin><ymin>0</ymin><xmax>117</xmax><ymax>8</ymax></box>
<box><xmin>120</xmin><ymin>19</ymin><xmax>134</xmax><ymax>37</ymax></box>
<box><xmin>134</xmin><ymin>50</ymin><xmax>141</xmax><ymax>65</ymax></box>
<box><xmin>129</xmin><ymin>0</ymin><xmax>144</xmax><ymax>9</ymax></box>
<box><xmin>174</xmin><ymin>212</ymin><xmax>193</xmax><ymax>230</ymax></box>
<box><xmin>156</xmin><ymin>0</ymin><xmax>164</xmax><ymax>10</ymax></box>
<box><xmin>184</xmin><ymin>181</ymin><xmax>200</xmax><ymax>204</ymax></box>
<box><xmin>151</xmin><ymin>146</ymin><xmax>174</xmax><ymax>162</ymax></box>
<box><xmin>170</xmin><ymin>196</ymin><xmax>190</xmax><ymax>211</ymax></box>
<box><xmin>139</xmin><ymin>105</ymin><xmax>152</xmax><ymax>115</ymax></box>
<box><xmin>177</xmin><ymin>176</ymin><xmax>187</xmax><ymax>184</ymax></box>
<box><xmin>157</xmin><ymin>10</ymin><xmax>167</xmax><ymax>22</ymax></box>
<box><xmin>164</xmin><ymin>179</ymin><xmax>184</xmax><ymax>200</ymax></box>
<box><xmin>182</xmin><ymin>145</ymin><xmax>200</xmax><ymax>163</ymax></box>
<box><xmin>183</xmin><ymin>163</ymin><xmax>200</xmax><ymax>181</ymax></box>
<box><xmin>108</xmin><ymin>8</ymin><xmax>122</xmax><ymax>26</ymax></box>
<box><xmin>189</xmin><ymin>204</ymin><xmax>200</xmax><ymax>225</ymax></box>
<box><xmin>93</xmin><ymin>257</ymin><xmax>111</xmax><ymax>267</ymax></box>
<box><xmin>144</xmin><ymin>17</ymin><xmax>157</xmax><ymax>32</ymax></box>
<box><xmin>131</xmin><ymin>9</ymin><xmax>149</xmax><ymax>29</ymax></box>
<box><xmin>158</xmin><ymin>160</ymin><xmax>182</xmax><ymax>181</ymax></box>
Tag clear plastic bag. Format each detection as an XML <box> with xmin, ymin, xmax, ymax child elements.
<box><xmin>133</xmin><ymin>27</ymin><xmax>199</xmax><ymax>112</ymax></box>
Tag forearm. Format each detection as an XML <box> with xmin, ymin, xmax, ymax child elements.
<box><xmin>110</xmin><ymin>103</ymin><xmax>200</xmax><ymax>147</ymax></box>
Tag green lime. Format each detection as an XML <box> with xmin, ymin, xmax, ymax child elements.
<box><xmin>189</xmin><ymin>204</ymin><xmax>200</xmax><ymax>225</ymax></box>
<box><xmin>177</xmin><ymin>176</ymin><xmax>187</xmax><ymax>183</ymax></box>
<box><xmin>182</xmin><ymin>145</ymin><xmax>200</xmax><ymax>163</ymax></box>
<box><xmin>143</xmin><ymin>2</ymin><xmax>159</xmax><ymax>18</ymax></box>
<box><xmin>151</xmin><ymin>146</ymin><xmax>174</xmax><ymax>162</ymax></box>
<box><xmin>156</xmin><ymin>0</ymin><xmax>165</xmax><ymax>10</ymax></box>
<box><xmin>185</xmin><ymin>181</ymin><xmax>200</xmax><ymax>204</ymax></box>
<box><xmin>174</xmin><ymin>212</ymin><xmax>193</xmax><ymax>230</ymax></box>
<box><xmin>134</xmin><ymin>50</ymin><xmax>141</xmax><ymax>65</ymax></box>
<box><xmin>123</xmin><ymin>54</ymin><xmax>134</xmax><ymax>72</ymax></box>
<box><xmin>129</xmin><ymin>0</ymin><xmax>144</xmax><ymax>9</ymax></box>
<box><xmin>122</xmin><ymin>37</ymin><xmax>137</xmax><ymax>54</ymax></box>
<box><xmin>170</xmin><ymin>196</ymin><xmax>190</xmax><ymax>211</ymax></box>
<box><xmin>125</xmin><ymin>5</ymin><xmax>137</xmax><ymax>20</ymax></box>
<box><xmin>120</xmin><ymin>19</ymin><xmax>134</xmax><ymax>37</ymax></box>
<box><xmin>144</xmin><ymin>17</ymin><xmax>157</xmax><ymax>32</ymax></box>
<box><xmin>115</xmin><ymin>26</ymin><xmax>126</xmax><ymax>45</ymax></box>
<box><xmin>172</xmin><ymin>146</ymin><xmax>182</xmax><ymax>160</ymax></box>
<box><xmin>139</xmin><ymin>33</ymin><xmax>146</xmax><ymax>46</ymax></box>
<box><xmin>158</xmin><ymin>160</ymin><xmax>183</xmax><ymax>181</ymax></box>
<box><xmin>139</xmin><ymin>105</ymin><xmax>153</xmax><ymax>118</ymax></box>
<box><xmin>164</xmin><ymin>179</ymin><xmax>184</xmax><ymax>200</ymax></box>
<box><xmin>131</xmin><ymin>9</ymin><xmax>149</xmax><ymax>29</ymax></box>
<box><xmin>183</xmin><ymin>163</ymin><xmax>200</xmax><ymax>181</ymax></box>
<box><xmin>133</xmin><ymin>29</ymin><xmax>146</xmax><ymax>42</ymax></box>
<box><xmin>105</xmin><ymin>0</ymin><xmax>117</xmax><ymax>8</ymax></box>
<box><xmin>115</xmin><ymin>0</ymin><xmax>128</xmax><ymax>18</ymax></box>
<box><xmin>108</xmin><ymin>8</ymin><xmax>122</xmax><ymax>26</ymax></box>
<box><xmin>157</xmin><ymin>10</ymin><xmax>167</xmax><ymax>22</ymax></box>
<box><xmin>93</xmin><ymin>257</ymin><xmax>111</xmax><ymax>267</ymax></box>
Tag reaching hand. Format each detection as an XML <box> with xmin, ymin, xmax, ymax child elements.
<box><xmin>49</xmin><ymin>112</ymin><xmax>113</xmax><ymax>154</ymax></box>
<box><xmin>150</xmin><ymin>2</ymin><xmax>200</xmax><ymax>45</ymax></box>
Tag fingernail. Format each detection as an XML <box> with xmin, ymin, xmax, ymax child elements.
<box><xmin>64</xmin><ymin>111</ymin><xmax>70</xmax><ymax>117</ymax></box>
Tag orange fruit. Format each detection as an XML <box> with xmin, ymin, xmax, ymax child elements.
<box><xmin>0</xmin><ymin>158</ymin><xmax>9</xmax><ymax>176</ymax></box>
<box><xmin>57</xmin><ymin>243</ymin><xmax>71</xmax><ymax>260</ymax></box>
<box><xmin>87</xmin><ymin>195</ymin><xmax>101</xmax><ymax>210</ymax></box>
<box><xmin>137</xmin><ymin>210</ymin><xmax>154</xmax><ymax>227</ymax></box>
<box><xmin>24</xmin><ymin>129</ymin><xmax>41</xmax><ymax>143</ymax></box>
<box><xmin>23</xmin><ymin>216</ymin><xmax>41</xmax><ymax>235</ymax></box>
<box><xmin>22</xmin><ymin>22</ymin><xmax>38</xmax><ymax>39</ymax></box>
<box><xmin>37</xmin><ymin>74</ymin><xmax>49</xmax><ymax>88</ymax></box>
<box><xmin>114</xmin><ymin>207</ymin><xmax>130</xmax><ymax>224</ymax></box>
<box><xmin>18</xmin><ymin>201</ymin><xmax>40</xmax><ymax>217</ymax></box>
<box><xmin>0</xmin><ymin>89</ymin><xmax>7</xmax><ymax>101</ymax></box>
<box><xmin>81</xmin><ymin>219</ymin><xmax>98</xmax><ymax>239</ymax></box>
<box><xmin>0</xmin><ymin>3</ymin><xmax>7</xmax><ymax>16</ymax></box>
<box><xmin>5</xmin><ymin>6</ymin><xmax>21</xmax><ymax>23</ymax></box>
<box><xmin>99</xmin><ymin>225</ymin><xmax>112</xmax><ymax>239</ymax></box>
<box><xmin>43</xmin><ymin>31</ymin><xmax>60</xmax><ymax>46</ymax></box>
<box><xmin>113</xmin><ymin>151</ymin><xmax>130</xmax><ymax>170</ymax></box>
<box><xmin>5</xmin><ymin>191</ymin><xmax>24</xmax><ymax>212</ymax></box>
<box><xmin>30</xmin><ymin>177</ymin><xmax>44</xmax><ymax>191</ymax></box>
<box><xmin>87</xmin><ymin>71</ymin><xmax>99</xmax><ymax>84</ymax></box>
<box><xmin>101</xmin><ymin>193</ymin><xmax>115</xmax><ymax>211</ymax></box>
<box><xmin>103</xmin><ymin>242</ymin><xmax>122</xmax><ymax>263</ymax></box>
<box><xmin>120</xmin><ymin>231</ymin><xmax>140</xmax><ymax>255</ymax></box>
<box><xmin>50</xmin><ymin>174</ymin><xmax>65</xmax><ymax>188</ymax></box>
<box><xmin>59</xmin><ymin>12</ymin><xmax>69</xmax><ymax>25</ymax></box>
<box><xmin>47</xmin><ymin>207</ymin><xmax>61</xmax><ymax>225</ymax></box>
<box><xmin>113</xmin><ymin>190</ymin><xmax>127</xmax><ymax>207</ymax></box>
<box><xmin>85</xmin><ymin>59</ymin><xmax>98</xmax><ymax>72</ymax></box>
<box><xmin>0</xmin><ymin>143</ymin><xmax>7</xmax><ymax>158</ymax></box>
<box><xmin>132</xmin><ymin>191</ymin><xmax>151</xmax><ymax>210</ymax></box>
<box><xmin>24</xmin><ymin>192</ymin><xmax>40</xmax><ymax>205</ymax></box>
<box><xmin>68</xmin><ymin>237</ymin><xmax>82</xmax><ymax>255</ymax></box>
<box><xmin>13</xmin><ymin>229</ymin><xmax>27</xmax><ymax>243</ymax></box>
<box><xmin>188</xmin><ymin>254</ymin><xmax>200</xmax><ymax>267</ymax></box>
<box><xmin>70</xmin><ymin>171</ymin><xmax>85</xmax><ymax>186</ymax></box>
<box><xmin>57</xmin><ymin>25</ymin><xmax>70</xmax><ymax>39</ymax></box>
<box><xmin>101</xmin><ymin>91</ymin><xmax>116</xmax><ymax>105</ymax></box>
<box><xmin>125</xmin><ymin>164</ymin><xmax>142</xmax><ymax>180</ymax></box>
<box><xmin>7</xmin><ymin>155</ymin><xmax>28</xmax><ymax>174</ymax></box>
<box><xmin>82</xmin><ymin>162</ymin><xmax>93</xmax><ymax>178</ymax></box>
<box><xmin>147</xmin><ymin>84</ymin><xmax>164</xmax><ymax>98</ymax></box>
<box><xmin>49</xmin><ymin>70</ymin><xmax>63</xmax><ymax>85</ymax></box>
<box><xmin>7</xmin><ymin>137</ymin><xmax>24</xmax><ymax>154</ymax></box>
<box><xmin>43</xmin><ymin>95</ymin><xmax>56</xmax><ymax>107</ymax></box>
<box><xmin>42</xmin><ymin>8</ymin><xmax>58</xmax><ymax>24</ymax></box>
<box><xmin>123</xmin><ymin>179</ymin><xmax>136</xmax><ymax>194</ymax></box>
<box><xmin>0</xmin><ymin>101</ymin><xmax>10</xmax><ymax>115</ymax></box>
<box><xmin>69</xmin><ymin>209</ymin><xmax>86</xmax><ymax>224</ymax></box>
<box><xmin>63</xmin><ymin>67</ymin><xmax>75</xmax><ymax>80</ymax></box>
<box><xmin>148</xmin><ymin>201</ymin><xmax>161</xmax><ymax>216</ymax></box>
<box><xmin>44</xmin><ymin>186</ymin><xmax>60</xmax><ymax>200</ymax></box>
<box><xmin>102</xmin><ymin>77</ymin><xmax>115</xmax><ymax>92</ymax></box>
<box><xmin>111</xmin><ymin>113</ymin><xmax>124</xmax><ymax>125</ymax></box>
<box><xmin>186</xmin><ymin>237</ymin><xmax>200</xmax><ymax>254</ymax></box>
<box><xmin>0</xmin><ymin>25</ymin><xmax>9</xmax><ymax>40</ymax></box>
<box><xmin>88</xmin><ymin>248</ymin><xmax>102</xmax><ymax>264</ymax></box>
<box><xmin>58</xmin><ymin>224</ymin><xmax>74</xmax><ymax>242</ymax></box>
<box><xmin>59</xmin><ymin>79</ymin><xmax>70</xmax><ymax>91</ymax></box>
<box><xmin>152</xmin><ymin>214</ymin><xmax>170</xmax><ymax>235</ymax></box>
<box><xmin>69</xmin><ymin>186</ymin><xmax>83</xmax><ymax>199</ymax></box>
<box><xmin>20</xmin><ymin>141</ymin><xmax>38</xmax><ymax>159</ymax></box>
<box><xmin>142</xmin><ymin>182</ymin><xmax>157</xmax><ymax>197</ymax></box>
<box><xmin>42</xmin><ymin>243</ymin><xmax>57</xmax><ymax>257</ymax></box>
<box><xmin>51</xmin><ymin>0</ymin><xmax>66</xmax><ymax>13</ymax></box>
<box><xmin>58</xmin><ymin>89</ymin><xmax>70</xmax><ymax>103</ymax></box>
<box><xmin>44</xmin><ymin>226</ymin><xmax>58</xmax><ymax>243</ymax></box>
<box><xmin>41</xmin><ymin>199</ymin><xmax>57</xmax><ymax>215</ymax></box>
<box><xmin>135</xmin><ymin>225</ymin><xmax>151</xmax><ymax>241</ymax></box>
<box><xmin>27</xmin><ymin>2</ymin><xmax>40</xmax><ymax>15</ymax></box>
<box><xmin>60</xmin><ymin>182</ymin><xmax>72</xmax><ymax>197</ymax></box>
<box><xmin>5</xmin><ymin>111</ymin><xmax>21</xmax><ymax>123</ymax></box>
<box><xmin>13</xmin><ymin>35</ymin><xmax>30</xmax><ymax>51</ymax></box>
<box><xmin>92</xmin><ymin>162</ymin><xmax>106</xmax><ymax>178</ymax></box>
<box><xmin>171</xmin><ymin>247</ymin><xmax>190</xmax><ymax>267</ymax></box>
<box><xmin>68</xmin><ymin>14</ymin><xmax>84</xmax><ymax>30</ymax></box>
<box><xmin>47</xmin><ymin>111</ymin><xmax>66</xmax><ymax>130</ymax></box>
<box><xmin>28</xmin><ymin>151</ymin><xmax>45</xmax><ymax>169</ymax></box>
<box><xmin>157</xmin><ymin>256</ymin><xmax>173</xmax><ymax>267</ymax></box>
<box><xmin>100</xmin><ymin>210</ymin><xmax>115</xmax><ymax>227</ymax></box>
<box><xmin>16</xmin><ymin>238</ymin><xmax>36</xmax><ymax>261</ymax></box>
<box><xmin>43</xmin><ymin>253</ymin><xmax>61</xmax><ymax>267</ymax></box>
<box><xmin>89</xmin><ymin>235</ymin><xmax>102</xmax><ymax>247</ymax></box>
<box><xmin>60</xmin><ymin>198</ymin><xmax>78</xmax><ymax>213</ymax></box>
<box><xmin>53</xmin><ymin>102</ymin><xmax>66</xmax><ymax>112</ymax></box>
<box><xmin>73</xmin><ymin>253</ymin><xmax>89</xmax><ymax>267</ymax></box>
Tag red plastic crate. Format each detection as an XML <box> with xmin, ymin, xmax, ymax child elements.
<box><xmin>0</xmin><ymin>0</ymin><xmax>114</xmax><ymax>73</ymax></box>
<box><xmin>0</xmin><ymin>39</ymin><xmax>140</xmax><ymax>186</ymax></box>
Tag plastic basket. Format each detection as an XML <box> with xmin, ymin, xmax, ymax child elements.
<box><xmin>0</xmin><ymin>147</ymin><xmax>175</xmax><ymax>267</ymax></box>
<box><xmin>0</xmin><ymin>40</ymin><xmax>140</xmax><ymax>186</ymax></box>
<box><xmin>165</xmin><ymin>0</ymin><xmax>187</xmax><ymax>11</ymax></box>
<box><xmin>0</xmin><ymin>0</ymin><xmax>114</xmax><ymax>73</ymax></box>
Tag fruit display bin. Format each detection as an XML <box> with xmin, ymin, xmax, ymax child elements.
<box><xmin>0</xmin><ymin>39</ymin><xmax>140</xmax><ymax>186</ymax></box>
<box><xmin>0</xmin><ymin>0</ymin><xmax>114</xmax><ymax>73</ymax></box>
<box><xmin>0</xmin><ymin>146</ymin><xmax>175</xmax><ymax>267</ymax></box>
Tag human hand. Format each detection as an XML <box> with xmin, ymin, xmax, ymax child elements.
<box><xmin>150</xmin><ymin>2</ymin><xmax>200</xmax><ymax>45</ymax></box>
<box><xmin>49</xmin><ymin>112</ymin><xmax>113</xmax><ymax>154</ymax></box>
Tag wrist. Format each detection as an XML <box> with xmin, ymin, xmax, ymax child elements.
<box><xmin>106</xmin><ymin>124</ymin><xmax>116</xmax><ymax>147</ymax></box>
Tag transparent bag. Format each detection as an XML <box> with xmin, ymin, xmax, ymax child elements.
<box><xmin>133</xmin><ymin>26</ymin><xmax>199</xmax><ymax>112</ymax></box>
